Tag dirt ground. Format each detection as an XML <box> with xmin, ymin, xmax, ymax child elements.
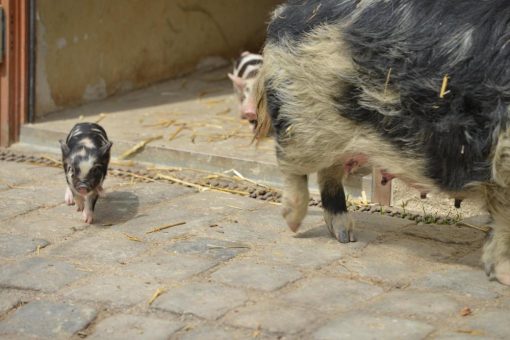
<box><xmin>392</xmin><ymin>179</ymin><xmax>487</xmax><ymax>220</ymax></box>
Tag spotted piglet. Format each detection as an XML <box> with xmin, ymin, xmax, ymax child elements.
<box><xmin>60</xmin><ymin>123</ymin><xmax>112</xmax><ymax>224</ymax></box>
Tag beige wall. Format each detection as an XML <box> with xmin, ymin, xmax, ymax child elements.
<box><xmin>35</xmin><ymin>0</ymin><xmax>281</xmax><ymax>117</ymax></box>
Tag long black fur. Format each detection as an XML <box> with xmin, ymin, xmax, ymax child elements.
<box><xmin>267</xmin><ymin>0</ymin><xmax>510</xmax><ymax>191</ymax></box>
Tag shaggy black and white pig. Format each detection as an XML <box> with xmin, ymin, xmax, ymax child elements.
<box><xmin>60</xmin><ymin>123</ymin><xmax>112</xmax><ymax>224</ymax></box>
<box><xmin>256</xmin><ymin>0</ymin><xmax>510</xmax><ymax>285</ymax></box>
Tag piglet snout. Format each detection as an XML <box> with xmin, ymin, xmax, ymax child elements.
<box><xmin>241</xmin><ymin>110</ymin><xmax>257</xmax><ymax>122</ymax></box>
<box><xmin>77</xmin><ymin>184</ymin><xmax>89</xmax><ymax>195</ymax></box>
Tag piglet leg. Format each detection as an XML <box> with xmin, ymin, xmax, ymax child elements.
<box><xmin>75</xmin><ymin>195</ymin><xmax>85</xmax><ymax>212</ymax></box>
<box><xmin>65</xmin><ymin>186</ymin><xmax>75</xmax><ymax>205</ymax></box>
<box><xmin>82</xmin><ymin>193</ymin><xmax>99</xmax><ymax>224</ymax></box>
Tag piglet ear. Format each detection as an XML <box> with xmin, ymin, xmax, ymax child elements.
<box><xmin>228</xmin><ymin>73</ymin><xmax>245</xmax><ymax>90</ymax></box>
<box><xmin>59</xmin><ymin>140</ymin><xmax>70</xmax><ymax>156</ymax></box>
<box><xmin>99</xmin><ymin>141</ymin><xmax>112</xmax><ymax>155</ymax></box>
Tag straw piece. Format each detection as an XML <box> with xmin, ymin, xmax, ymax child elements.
<box><xmin>204</xmin><ymin>98</ymin><xmax>226</xmax><ymax>106</ymax></box>
<box><xmin>168</xmin><ymin>125</ymin><xmax>186</xmax><ymax>141</ymax></box>
<box><xmin>95</xmin><ymin>113</ymin><xmax>107</xmax><ymax>123</ymax></box>
<box><xmin>215</xmin><ymin>108</ymin><xmax>232</xmax><ymax>115</ymax></box>
<box><xmin>118</xmin><ymin>135</ymin><xmax>163</xmax><ymax>160</ymax></box>
<box><xmin>456</xmin><ymin>221</ymin><xmax>491</xmax><ymax>233</ymax></box>
<box><xmin>123</xmin><ymin>233</ymin><xmax>142</xmax><ymax>242</ymax></box>
<box><xmin>439</xmin><ymin>74</ymin><xmax>449</xmax><ymax>98</ymax></box>
<box><xmin>142</xmin><ymin>119</ymin><xmax>176</xmax><ymax>128</ymax></box>
<box><xmin>383</xmin><ymin>67</ymin><xmax>392</xmax><ymax>97</ymax></box>
<box><xmin>456</xmin><ymin>330</ymin><xmax>484</xmax><ymax>336</ymax></box>
<box><xmin>206</xmin><ymin>243</ymin><xmax>250</xmax><ymax>249</ymax></box>
<box><xmin>148</xmin><ymin>287</ymin><xmax>166</xmax><ymax>305</ymax></box>
<box><xmin>156</xmin><ymin>173</ymin><xmax>209</xmax><ymax>191</ymax></box>
<box><xmin>146</xmin><ymin>221</ymin><xmax>186</xmax><ymax>234</ymax></box>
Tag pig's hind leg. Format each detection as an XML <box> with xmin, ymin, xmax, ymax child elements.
<box><xmin>318</xmin><ymin>163</ymin><xmax>355</xmax><ymax>243</ymax></box>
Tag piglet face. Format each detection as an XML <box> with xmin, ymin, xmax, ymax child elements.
<box><xmin>229</xmin><ymin>73</ymin><xmax>258</xmax><ymax>124</ymax></box>
<box><xmin>67</xmin><ymin>161</ymin><xmax>106</xmax><ymax>195</ymax></box>
<box><xmin>61</xmin><ymin>140</ymin><xmax>111</xmax><ymax>196</ymax></box>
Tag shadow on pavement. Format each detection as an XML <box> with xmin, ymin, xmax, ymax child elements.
<box><xmin>94</xmin><ymin>191</ymin><xmax>139</xmax><ymax>226</ymax></box>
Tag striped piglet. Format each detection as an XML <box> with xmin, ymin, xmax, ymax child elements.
<box><xmin>228</xmin><ymin>52</ymin><xmax>263</xmax><ymax>128</ymax></box>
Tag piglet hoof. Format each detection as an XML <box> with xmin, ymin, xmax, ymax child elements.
<box><xmin>82</xmin><ymin>210</ymin><xmax>94</xmax><ymax>224</ymax></box>
<box><xmin>65</xmin><ymin>187</ymin><xmax>75</xmax><ymax>206</ymax></box>
<box><xmin>97</xmin><ymin>186</ymin><xmax>106</xmax><ymax>198</ymax></box>
<box><xmin>325</xmin><ymin>212</ymin><xmax>356</xmax><ymax>243</ymax></box>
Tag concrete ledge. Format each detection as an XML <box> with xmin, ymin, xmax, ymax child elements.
<box><xmin>19</xmin><ymin>124</ymin><xmax>368</xmax><ymax>197</ymax></box>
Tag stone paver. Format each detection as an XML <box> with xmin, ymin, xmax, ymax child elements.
<box><xmin>0</xmin><ymin>257</ymin><xmax>86</xmax><ymax>292</ymax></box>
<box><xmin>152</xmin><ymin>282</ymin><xmax>248</xmax><ymax>320</ymax></box>
<box><xmin>457</xmin><ymin>309</ymin><xmax>510</xmax><ymax>339</ymax></box>
<box><xmin>0</xmin><ymin>290</ymin><xmax>25</xmax><ymax>314</ymax></box>
<box><xmin>164</xmin><ymin>237</ymin><xmax>250</xmax><ymax>261</ymax></box>
<box><xmin>178</xmin><ymin>326</ymin><xmax>255</xmax><ymax>340</ymax></box>
<box><xmin>211</xmin><ymin>261</ymin><xmax>302</xmax><ymax>291</ymax></box>
<box><xmin>281</xmin><ymin>277</ymin><xmax>384</xmax><ymax>312</ymax></box>
<box><xmin>366</xmin><ymin>290</ymin><xmax>461</xmax><ymax>320</ymax></box>
<box><xmin>255</xmin><ymin>242</ymin><xmax>344</xmax><ymax>269</ymax></box>
<box><xmin>63</xmin><ymin>274</ymin><xmax>158</xmax><ymax>307</ymax></box>
<box><xmin>122</xmin><ymin>253</ymin><xmax>218</xmax><ymax>281</ymax></box>
<box><xmin>225</xmin><ymin>301</ymin><xmax>319</xmax><ymax>334</ymax></box>
<box><xmin>2</xmin><ymin>204</ymin><xmax>89</xmax><ymax>240</ymax></box>
<box><xmin>51</xmin><ymin>233</ymin><xmax>148</xmax><ymax>264</ymax></box>
<box><xmin>88</xmin><ymin>314</ymin><xmax>183</xmax><ymax>340</ymax></box>
<box><xmin>313</xmin><ymin>314</ymin><xmax>435</xmax><ymax>340</ymax></box>
<box><xmin>0</xmin><ymin>234</ymin><xmax>49</xmax><ymax>257</ymax></box>
<box><xmin>415</xmin><ymin>268</ymin><xmax>505</xmax><ymax>299</ymax></box>
<box><xmin>1</xmin><ymin>159</ymin><xmax>509</xmax><ymax>339</ymax></box>
<box><xmin>0</xmin><ymin>300</ymin><xmax>96</xmax><ymax>339</ymax></box>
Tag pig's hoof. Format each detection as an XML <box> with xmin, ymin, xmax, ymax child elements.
<box><xmin>324</xmin><ymin>212</ymin><xmax>356</xmax><ymax>243</ymax></box>
<box><xmin>282</xmin><ymin>197</ymin><xmax>308</xmax><ymax>233</ymax></box>
<box><xmin>65</xmin><ymin>188</ymin><xmax>75</xmax><ymax>205</ymax></box>
<box><xmin>282</xmin><ymin>204</ymin><xmax>307</xmax><ymax>233</ymax></box>
<box><xmin>482</xmin><ymin>231</ymin><xmax>510</xmax><ymax>285</ymax></box>
<box><xmin>82</xmin><ymin>210</ymin><xmax>94</xmax><ymax>224</ymax></box>
<box><xmin>97</xmin><ymin>186</ymin><xmax>106</xmax><ymax>198</ymax></box>
<box><xmin>287</xmin><ymin>221</ymin><xmax>301</xmax><ymax>233</ymax></box>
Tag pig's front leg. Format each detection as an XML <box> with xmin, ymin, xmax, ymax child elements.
<box><xmin>281</xmin><ymin>173</ymin><xmax>309</xmax><ymax>232</ymax></box>
<box><xmin>65</xmin><ymin>186</ymin><xmax>75</xmax><ymax>205</ymax></box>
<box><xmin>74</xmin><ymin>194</ymin><xmax>84</xmax><ymax>212</ymax></box>
<box><xmin>82</xmin><ymin>192</ymin><xmax>99</xmax><ymax>224</ymax></box>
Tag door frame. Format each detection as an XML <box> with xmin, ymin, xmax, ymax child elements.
<box><xmin>0</xmin><ymin>0</ymin><xmax>28</xmax><ymax>147</ymax></box>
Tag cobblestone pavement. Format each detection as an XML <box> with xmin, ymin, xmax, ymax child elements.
<box><xmin>1</xmin><ymin>160</ymin><xmax>509</xmax><ymax>340</ymax></box>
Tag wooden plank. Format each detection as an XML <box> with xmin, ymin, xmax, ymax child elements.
<box><xmin>0</xmin><ymin>0</ymin><xmax>28</xmax><ymax>147</ymax></box>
